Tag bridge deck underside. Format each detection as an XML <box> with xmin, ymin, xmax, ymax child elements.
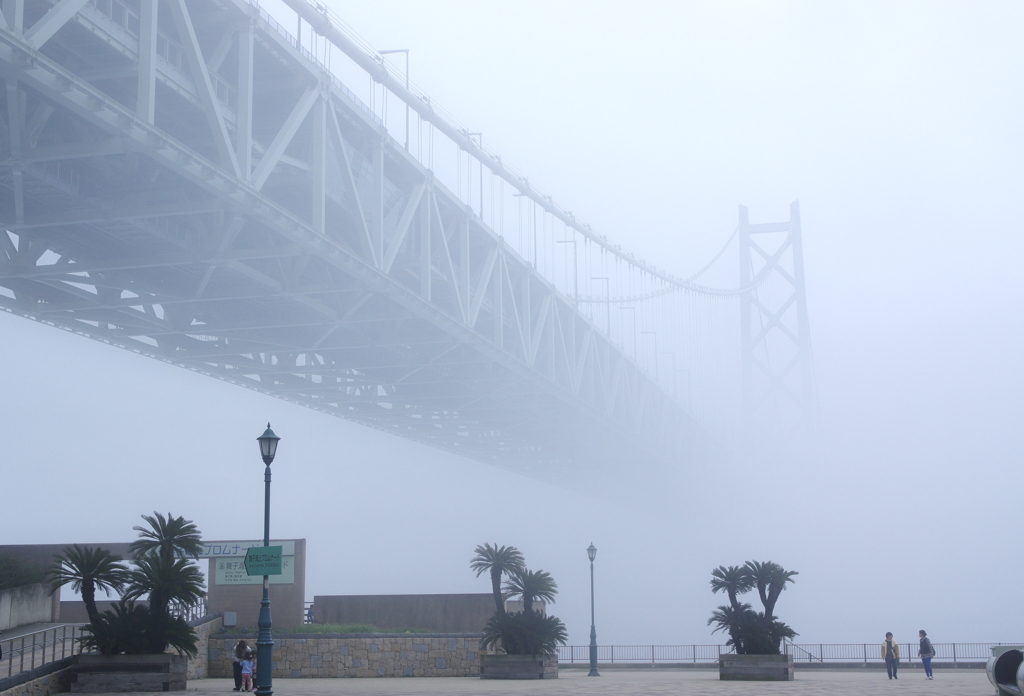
<box><xmin>0</xmin><ymin>0</ymin><xmax>710</xmax><ymax>484</ymax></box>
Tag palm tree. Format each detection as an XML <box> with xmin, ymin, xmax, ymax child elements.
<box><xmin>710</xmin><ymin>565</ymin><xmax>752</xmax><ymax>612</ymax></box>
<box><xmin>707</xmin><ymin>602</ymin><xmax>754</xmax><ymax>653</ymax></box>
<box><xmin>123</xmin><ymin>554</ymin><xmax>206</xmax><ymax>653</ymax></box>
<box><xmin>470</xmin><ymin>544</ymin><xmax>525</xmax><ymax>615</ymax></box>
<box><xmin>47</xmin><ymin>546</ymin><xmax>128</xmax><ymax>624</ymax></box>
<box><xmin>503</xmin><ymin>568</ymin><xmax>557</xmax><ymax>615</ymax></box>
<box><xmin>129</xmin><ymin>512</ymin><xmax>203</xmax><ymax>561</ymax></box>
<box><xmin>742</xmin><ymin>561</ymin><xmax>798</xmax><ymax>620</ymax></box>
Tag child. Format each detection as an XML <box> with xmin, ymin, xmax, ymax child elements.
<box><xmin>240</xmin><ymin>650</ymin><xmax>255</xmax><ymax>692</ymax></box>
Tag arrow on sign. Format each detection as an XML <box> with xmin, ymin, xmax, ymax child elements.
<box><xmin>244</xmin><ymin>545</ymin><xmax>283</xmax><ymax>576</ymax></box>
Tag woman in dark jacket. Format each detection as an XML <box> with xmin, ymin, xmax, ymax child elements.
<box><xmin>918</xmin><ymin>630</ymin><xmax>935</xmax><ymax>680</ymax></box>
<box><xmin>232</xmin><ymin>640</ymin><xmax>248</xmax><ymax>691</ymax></box>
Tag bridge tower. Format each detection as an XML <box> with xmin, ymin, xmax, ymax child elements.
<box><xmin>738</xmin><ymin>201</ymin><xmax>817</xmax><ymax>443</ymax></box>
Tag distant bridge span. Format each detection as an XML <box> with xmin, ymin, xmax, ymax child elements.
<box><xmin>0</xmin><ymin>0</ymin><xmax>809</xmax><ymax>482</ymax></box>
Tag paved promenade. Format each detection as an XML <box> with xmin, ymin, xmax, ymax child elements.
<box><xmin>183</xmin><ymin>671</ymin><xmax>993</xmax><ymax>696</ymax></box>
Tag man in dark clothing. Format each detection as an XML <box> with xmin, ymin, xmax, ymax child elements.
<box><xmin>881</xmin><ymin>632</ymin><xmax>900</xmax><ymax>679</ymax></box>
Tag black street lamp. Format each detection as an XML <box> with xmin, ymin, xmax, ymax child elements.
<box><xmin>255</xmin><ymin>424</ymin><xmax>280</xmax><ymax>696</ymax></box>
<box><xmin>587</xmin><ymin>543</ymin><xmax>600</xmax><ymax>677</ymax></box>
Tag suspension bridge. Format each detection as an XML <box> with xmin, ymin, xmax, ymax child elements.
<box><xmin>0</xmin><ymin>0</ymin><xmax>814</xmax><ymax>484</ymax></box>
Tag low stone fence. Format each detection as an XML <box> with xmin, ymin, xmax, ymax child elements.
<box><xmin>187</xmin><ymin>615</ymin><xmax>223</xmax><ymax>680</ymax></box>
<box><xmin>0</xmin><ymin>660</ymin><xmax>73</xmax><ymax>696</ymax></box>
<box><xmin>208</xmin><ymin>633</ymin><xmax>485</xmax><ymax>678</ymax></box>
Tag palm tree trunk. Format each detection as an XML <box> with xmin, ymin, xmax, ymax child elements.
<box><xmin>491</xmin><ymin>568</ymin><xmax>504</xmax><ymax>615</ymax></box>
<box><xmin>82</xmin><ymin>581</ymin><xmax>99</xmax><ymax>625</ymax></box>
<box><xmin>148</xmin><ymin>589</ymin><xmax>169</xmax><ymax>653</ymax></box>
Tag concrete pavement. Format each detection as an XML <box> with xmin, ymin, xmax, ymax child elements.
<box><xmin>181</xmin><ymin>671</ymin><xmax>993</xmax><ymax>696</ymax></box>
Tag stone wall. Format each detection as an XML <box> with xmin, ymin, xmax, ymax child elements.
<box><xmin>187</xmin><ymin>615</ymin><xmax>223</xmax><ymax>680</ymax></box>
<box><xmin>0</xmin><ymin>667</ymin><xmax>69</xmax><ymax>696</ymax></box>
<box><xmin>208</xmin><ymin>634</ymin><xmax>485</xmax><ymax>678</ymax></box>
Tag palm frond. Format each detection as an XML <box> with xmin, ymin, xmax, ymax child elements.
<box><xmin>47</xmin><ymin>545</ymin><xmax>128</xmax><ymax>598</ymax></box>
<box><xmin>129</xmin><ymin>512</ymin><xmax>203</xmax><ymax>561</ymax></box>
<box><xmin>469</xmin><ymin>543</ymin><xmax>525</xmax><ymax>578</ymax></box>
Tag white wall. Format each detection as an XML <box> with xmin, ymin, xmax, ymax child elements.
<box><xmin>0</xmin><ymin>583</ymin><xmax>57</xmax><ymax>630</ymax></box>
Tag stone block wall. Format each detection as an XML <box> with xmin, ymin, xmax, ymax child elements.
<box><xmin>208</xmin><ymin>634</ymin><xmax>485</xmax><ymax>678</ymax></box>
<box><xmin>187</xmin><ymin>615</ymin><xmax>224</xmax><ymax>680</ymax></box>
<box><xmin>0</xmin><ymin>668</ymin><xmax>68</xmax><ymax>696</ymax></box>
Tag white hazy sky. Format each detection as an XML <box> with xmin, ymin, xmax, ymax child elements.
<box><xmin>3</xmin><ymin>1</ymin><xmax>1022</xmax><ymax>646</ymax></box>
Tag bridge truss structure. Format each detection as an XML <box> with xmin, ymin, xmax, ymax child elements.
<box><xmin>0</xmin><ymin>0</ymin><xmax>811</xmax><ymax>483</ymax></box>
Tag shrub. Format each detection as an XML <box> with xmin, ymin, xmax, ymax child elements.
<box><xmin>82</xmin><ymin>601</ymin><xmax>199</xmax><ymax>658</ymax></box>
<box><xmin>480</xmin><ymin>611</ymin><xmax>568</xmax><ymax>656</ymax></box>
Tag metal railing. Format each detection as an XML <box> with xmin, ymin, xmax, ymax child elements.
<box><xmin>170</xmin><ymin>600</ymin><xmax>209</xmax><ymax>624</ymax></box>
<box><xmin>1</xmin><ymin>625</ymin><xmax>85</xmax><ymax>680</ymax></box>
<box><xmin>558</xmin><ymin>644</ymin><xmax>735</xmax><ymax>664</ymax></box>
<box><xmin>557</xmin><ymin>642</ymin><xmax>1014</xmax><ymax>665</ymax></box>
<box><xmin>783</xmin><ymin>642</ymin><xmax>1008</xmax><ymax>663</ymax></box>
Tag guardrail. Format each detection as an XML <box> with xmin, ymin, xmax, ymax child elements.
<box><xmin>557</xmin><ymin>643</ymin><xmax>1015</xmax><ymax>665</ymax></box>
<box><xmin>558</xmin><ymin>645</ymin><xmax>734</xmax><ymax>664</ymax></box>
<box><xmin>169</xmin><ymin>600</ymin><xmax>208</xmax><ymax>624</ymax></box>
<box><xmin>1</xmin><ymin>625</ymin><xmax>85</xmax><ymax>679</ymax></box>
<box><xmin>784</xmin><ymin>642</ymin><xmax>1005</xmax><ymax>663</ymax></box>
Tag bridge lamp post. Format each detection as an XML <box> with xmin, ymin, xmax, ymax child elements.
<box><xmin>380</xmin><ymin>49</ymin><xmax>409</xmax><ymax>151</ymax></box>
<box><xmin>587</xmin><ymin>543</ymin><xmax>600</xmax><ymax>677</ymax></box>
<box><xmin>591</xmin><ymin>277</ymin><xmax>610</xmax><ymax>337</ymax></box>
<box><xmin>255</xmin><ymin>424</ymin><xmax>280</xmax><ymax>696</ymax></box>
<box><xmin>468</xmin><ymin>132</ymin><xmax>484</xmax><ymax>219</ymax></box>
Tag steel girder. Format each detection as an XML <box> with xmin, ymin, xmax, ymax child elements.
<box><xmin>0</xmin><ymin>0</ymin><xmax>713</xmax><ymax>484</ymax></box>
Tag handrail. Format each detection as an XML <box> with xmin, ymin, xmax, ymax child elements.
<box><xmin>0</xmin><ymin>624</ymin><xmax>86</xmax><ymax>680</ymax></box>
<box><xmin>557</xmin><ymin>642</ymin><xmax>1012</xmax><ymax>664</ymax></box>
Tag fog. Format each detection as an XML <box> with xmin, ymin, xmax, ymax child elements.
<box><xmin>3</xmin><ymin>1</ymin><xmax>1022</xmax><ymax>647</ymax></box>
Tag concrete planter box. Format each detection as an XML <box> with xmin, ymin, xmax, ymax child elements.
<box><xmin>480</xmin><ymin>654</ymin><xmax>558</xmax><ymax>679</ymax></box>
<box><xmin>719</xmin><ymin>653</ymin><xmax>794</xmax><ymax>681</ymax></box>
<box><xmin>70</xmin><ymin>653</ymin><xmax>188</xmax><ymax>692</ymax></box>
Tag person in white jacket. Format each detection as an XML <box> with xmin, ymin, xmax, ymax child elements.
<box><xmin>881</xmin><ymin>632</ymin><xmax>900</xmax><ymax>679</ymax></box>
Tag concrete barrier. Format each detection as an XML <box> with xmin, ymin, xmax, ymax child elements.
<box><xmin>479</xmin><ymin>654</ymin><xmax>558</xmax><ymax>679</ymax></box>
<box><xmin>312</xmin><ymin>594</ymin><xmax>493</xmax><ymax>633</ymax></box>
<box><xmin>719</xmin><ymin>654</ymin><xmax>795</xmax><ymax>681</ymax></box>
<box><xmin>69</xmin><ymin>654</ymin><xmax>187</xmax><ymax>693</ymax></box>
<box><xmin>0</xmin><ymin>585</ymin><xmax>59</xmax><ymax>631</ymax></box>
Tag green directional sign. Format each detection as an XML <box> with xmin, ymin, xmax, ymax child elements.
<box><xmin>244</xmin><ymin>545</ymin><xmax>283</xmax><ymax>576</ymax></box>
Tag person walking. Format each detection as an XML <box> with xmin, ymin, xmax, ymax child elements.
<box><xmin>231</xmin><ymin>640</ymin><xmax>248</xmax><ymax>691</ymax></box>
<box><xmin>919</xmin><ymin>630</ymin><xmax>935</xmax><ymax>679</ymax></box>
<box><xmin>881</xmin><ymin>632</ymin><xmax>900</xmax><ymax>679</ymax></box>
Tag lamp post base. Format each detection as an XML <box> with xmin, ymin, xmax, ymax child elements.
<box><xmin>588</xmin><ymin>626</ymin><xmax>600</xmax><ymax>676</ymax></box>
<box><xmin>254</xmin><ymin>585</ymin><xmax>273</xmax><ymax>696</ymax></box>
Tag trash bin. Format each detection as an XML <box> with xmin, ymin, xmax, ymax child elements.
<box><xmin>986</xmin><ymin>646</ymin><xmax>1024</xmax><ymax>695</ymax></box>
